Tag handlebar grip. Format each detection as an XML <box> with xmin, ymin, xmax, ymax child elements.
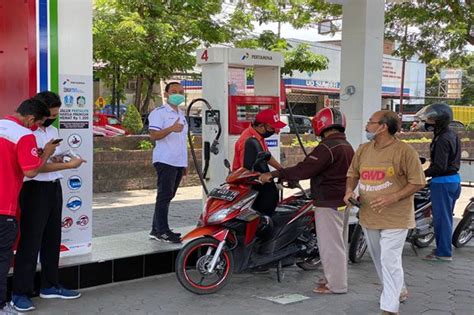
<box><xmin>348</xmin><ymin>197</ymin><xmax>361</xmax><ymax>208</ymax></box>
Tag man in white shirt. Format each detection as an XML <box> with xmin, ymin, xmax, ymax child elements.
<box><xmin>11</xmin><ymin>92</ymin><xmax>86</xmax><ymax>313</ymax></box>
<box><xmin>148</xmin><ymin>82</ymin><xmax>188</xmax><ymax>244</ymax></box>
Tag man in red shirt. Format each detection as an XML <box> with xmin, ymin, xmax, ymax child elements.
<box><xmin>232</xmin><ymin>109</ymin><xmax>286</xmax><ymax>216</ymax></box>
<box><xmin>232</xmin><ymin>109</ymin><xmax>286</xmax><ymax>172</ymax></box>
<box><xmin>0</xmin><ymin>99</ymin><xmax>57</xmax><ymax>313</ymax></box>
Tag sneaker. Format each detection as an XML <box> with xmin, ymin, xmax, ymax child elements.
<box><xmin>156</xmin><ymin>231</ymin><xmax>181</xmax><ymax>243</ymax></box>
<box><xmin>170</xmin><ymin>230</ymin><xmax>182</xmax><ymax>237</ymax></box>
<box><xmin>149</xmin><ymin>232</ymin><xmax>160</xmax><ymax>241</ymax></box>
<box><xmin>1</xmin><ymin>303</ymin><xmax>18</xmax><ymax>314</ymax></box>
<box><xmin>10</xmin><ymin>294</ymin><xmax>35</xmax><ymax>312</ymax></box>
<box><xmin>39</xmin><ymin>286</ymin><xmax>81</xmax><ymax>299</ymax></box>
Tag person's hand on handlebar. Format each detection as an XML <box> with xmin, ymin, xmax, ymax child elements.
<box><xmin>258</xmin><ymin>172</ymin><xmax>273</xmax><ymax>183</ymax></box>
<box><xmin>286</xmin><ymin>180</ymin><xmax>299</xmax><ymax>189</ymax></box>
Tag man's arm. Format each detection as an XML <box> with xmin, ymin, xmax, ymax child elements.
<box><xmin>343</xmin><ymin>176</ymin><xmax>359</xmax><ymax>206</ymax></box>
<box><xmin>264</xmin><ymin>146</ymin><xmax>331</xmax><ymax>182</ymax></box>
<box><xmin>268</xmin><ymin>156</ymin><xmax>283</xmax><ymax>170</ymax></box>
<box><xmin>149</xmin><ymin>118</ymin><xmax>183</xmax><ymax>141</ymax></box>
<box><xmin>424</xmin><ymin>137</ymin><xmax>450</xmax><ymax>177</ymax></box>
<box><xmin>38</xmin><ymin>158</ymin><xmax>86</xmax><ymax>173</ymax></box>
<box><xmin>22</xmin><ymin>139</ymin><xmax>58</xmax><ymax>178</ymax></box>
<box><xmin>369</xmin><ymin>183</ymin><xmax>424</xmax><ymax>213</ymax></box>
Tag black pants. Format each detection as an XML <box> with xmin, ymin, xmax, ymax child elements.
<box><xmin>252</xmin><ymin>182</ymin><xmax>279</xmax><ymax>217</ymax></box>
<box><xmin>152</xmin><ymin>162</ymin><xmax>184</xmax><ymax>234</ymax></box>
<box><xmin>0</xmin><ymin>216</ymin><xmax>17</xmax><ymax>308</ymax></box>
<box><xmin>12</xmin><ymin>180</ymin><xmax>63</xmax><ymax>295</ymax></box>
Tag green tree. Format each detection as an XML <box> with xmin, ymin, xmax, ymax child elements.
<box><xmin>122</xmin><ymin>104</ymin><xmax>143</xmax><ymax>135</ymax></box>
<box><xmin>385</xmin><ymin>1</ymin><xmax>473</xmax><ymax>62</ymax></box>
<box><xmin>94</xmin><ymin>0</ymin><xmax>251</xmax><ymax>114</ymax></box>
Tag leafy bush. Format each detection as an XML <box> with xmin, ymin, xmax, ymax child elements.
<box><xmin>122</xmin><ymin>105</ymin><xmax>143</xmax><ymax>135</ymax></box>
<box><xmin>402</xmin><ymin>137</ymin><xmax>431</xmax><ymax>143</ymax></box>
<box><xmin>466</xmin><ymin>122</ymin><xmax>474</xmax><ymax>131</ymax></box>
<box><xmin>138</xmin><ymin>140</ymin><xmax>154</xmax><ymax>150</ymax></box>
<box><xmin>290</xmin><ymin>137</ymin><xmax>319</xmax><ymax>148</ymax></box>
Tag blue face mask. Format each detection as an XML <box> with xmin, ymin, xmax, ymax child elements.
<box><xmin>168</xmin><ymin>94</ymin><xmax>185</xmax><ymax>106</ymax></box>
<box><xmin>366</xmin><ymin>125</ymin><xmax>382</xmax><ymax>141</ymax></box>
<box><xmin>366</xmin><ymin>132</ymin><xmax>376</xmax><ymax>141</ymax></box>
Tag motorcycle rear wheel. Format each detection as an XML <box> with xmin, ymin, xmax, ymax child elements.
<box><xmin>296</xmin><ymin>255</ymin><xmax>321</xmax><ymax>270</ymax></box>
<box><xmin>452</xmin><ymin>212</ymin><xmax>473</xmax><ymax>248</ymax></box>
<box><xmin>296</xmin><ymin>229</ymin><xmax>320</xmax><ymax>270</ymax></box>
<box><xmin>176</xmin><ymin>237</ymin><xmax>234</xmax><ymax>295</ymax></box>
<box><xmin>349</xmin><ymin>224</ymin><xmax>367</xmax><ymax>263</ymax></box>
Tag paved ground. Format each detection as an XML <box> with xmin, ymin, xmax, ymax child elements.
<box><xmin>93</xmin><ymin>183</ymin><xmax>473</xmax><ymax>237</ymax></box>
<box><xmin>31</xmin><ymin>241</ymin><xmax>474</xmax><ymax>314</ymax></box>
<box><xmin>42</xmin><ymin>184</ymin><xmax>473</xmax><ymax>314</ymax></box>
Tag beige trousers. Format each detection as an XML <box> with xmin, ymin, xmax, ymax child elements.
<box><xmin>314</xmin><ymin>206</ymin><xmax>349</xmax><ymax>293</ymax></box>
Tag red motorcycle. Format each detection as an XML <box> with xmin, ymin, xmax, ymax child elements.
<box><xmin>175</xmin><ymin>154</ymin><xmax>320</xmax><ymax>295</ymax></box>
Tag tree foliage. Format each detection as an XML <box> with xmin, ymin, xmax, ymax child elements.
<box><xmin>94</xmin><ymin>0</ymin><xmax>251</xmax><ymax>114</ymax></box>
<box><xmin>425</xmin><ymin>54</ymin><xmax>474</xmax><ymax>104</ymax></box>
<box><xmin>122</xmin><ymin>104</ymin><xmax>143</xmax><ymax>134</ymax></box>
<box><xmin>385</xmin><ymin>0</ymin><xmax>473</xmax><ymax>62</ymax></box>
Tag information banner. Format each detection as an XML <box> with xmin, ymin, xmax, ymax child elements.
<box><xmin>58</xmin><ymin>75</ymin><xmax>93</xmax><ymax>256</ymax></box>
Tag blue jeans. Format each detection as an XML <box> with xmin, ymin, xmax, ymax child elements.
<box><xmin>430</xmin><ymin>180</ymin><xmax>461</xmax><ymax>257</ymax></box>
<box><xmin>152</xmin><ymin>162</ymin><xmax>184</xmax><ymax>234</ymax></box>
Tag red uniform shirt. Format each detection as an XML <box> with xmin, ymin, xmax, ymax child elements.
<box><xmin>0</xmin><ymin>116</ymin><xmax>42</xmax><ymax>216</ymax></box>
<box><xmin>232</xmin><ymin>126</ymin><xmax>269</xmax><ymax>171</ymax></box>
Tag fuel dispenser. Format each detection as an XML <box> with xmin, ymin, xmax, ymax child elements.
<box><xmin>195</xmin><ymin>47</ymin><xmax>284</xmax><ymax>195</ymax></box>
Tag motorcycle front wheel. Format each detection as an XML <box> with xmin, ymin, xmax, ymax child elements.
<box><xmin>452</xmin><ymin>212</ymin><xmax>473</xmax><ymax>248</ymax></box>
<box><xmin>176</xmin><ymin>237</ymin><xmax>234</xmax><ymax>295</ymax></box>
<box><xmin>349</xmin><ymin>224</ymin><xmax>367</xmax><ymax>263</ymax></box>
<box><xmin>413</xmin><ymin>232</ymin><xmax>435</xmax><ymax>248</ymax></box>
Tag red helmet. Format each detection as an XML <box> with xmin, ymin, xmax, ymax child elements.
<box><xmin>312</xmin><ymin>107</ymin><xmax>346</xmax><ymax>136</ymax></box>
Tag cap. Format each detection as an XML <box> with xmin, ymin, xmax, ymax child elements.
<box><xmin>255</xmin><ymin>109</ymin><xmax>287</xmax><ymax>129</ymax></box>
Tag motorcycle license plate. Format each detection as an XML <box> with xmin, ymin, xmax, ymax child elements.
<box><xmin>209</xmin><ymin>188</ymin><xmax>239</xmax><ymax>201</ymax></box>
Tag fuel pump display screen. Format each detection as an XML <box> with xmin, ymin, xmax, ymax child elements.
<box><xmin>236</xmin><ymin>104</ymin><xmax>273</xmax><ymax>122</ymax></box>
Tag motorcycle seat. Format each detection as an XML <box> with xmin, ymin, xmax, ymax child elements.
<box><xmin>274</xmin><ymin>205</ymin><xmax>298</xmax><ymax>213</ymax></box>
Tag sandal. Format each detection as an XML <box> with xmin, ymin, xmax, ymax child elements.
<box><xmin>317</xmin><ymin>278</ymin><xmax>328</xmax><ymax>285</ymax></box>
<box><xmin>399</xmin><ymin>288</ymin><xmax>408</xmax><ymax>303</ymax></box>
<box><xmin>422</xmin><ymin>254</ymin><xmax>452</xmax><ymax>262</ymax></box>
<box><xmin>313</xmin><ymin>285</ymin><xmax>334</xmax><ymax>294</ymax></box>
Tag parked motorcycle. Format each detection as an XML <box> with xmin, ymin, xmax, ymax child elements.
<box><xmin>452</xmin><ymin>197</ymin><xmax>474</xmax><ymax>248</ymax></box>
<box><xmin>348</xmin><ymin>183</ymin><xmax>434</xmax><ymax>263</ymax></box>
<box><xmin>175</xmin><ymin>153</ymin><xmax>320</xmax><ymax>295</ymax></box>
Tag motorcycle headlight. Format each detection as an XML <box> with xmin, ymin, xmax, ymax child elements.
<box><xmin>208</xmin><ymin>208</ymin><xmax>234</xmax><ymax>223</ymax></box>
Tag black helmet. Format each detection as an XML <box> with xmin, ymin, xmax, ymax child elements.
<box><xmin>416</xmin><ymin>103</ymin><xmax>453</xmax><ymax>131</ymax></box>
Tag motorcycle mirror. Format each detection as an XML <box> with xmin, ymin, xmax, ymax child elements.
<box><xmin>224</xmin><ymin>159</ymin><xmax>231</xmax><ymax>169</ymax></box>
<box><xmin>224</xmin><ymin>159</ymin><xmax>231</xmax><ymax>174</ymax></box>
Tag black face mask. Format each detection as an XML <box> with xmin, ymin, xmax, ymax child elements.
<box><xmin>424</xmin><ymin>122</ymin><xmax>435</xmax><ymax>132</ymax></box>
<box><xmin>42</xmin><ymin>118</ymin><xmax>57</xmax><ymax>127</ymax></box>
<box><xmin>261</xmin><ymin>129</ymin><xmax>275</xmax><ymax>138</ymax></box>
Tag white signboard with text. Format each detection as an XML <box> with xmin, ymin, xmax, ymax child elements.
<box><xmin>58</xmin><ymin>75</ymin><xmax>93</xmax><ymax>256</ymax></box>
